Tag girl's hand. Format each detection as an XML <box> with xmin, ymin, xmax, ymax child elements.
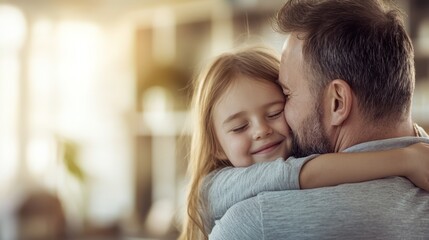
<box><xmin>405</xmin><ymin>142</ymin><xmax>429</xmax><ymax>192</ymax></box>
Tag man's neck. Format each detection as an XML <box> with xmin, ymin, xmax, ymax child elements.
<box><xmin>333</xmin><ymin>116</ymin><xmax>415</xmax><ymax>152</ymax></box>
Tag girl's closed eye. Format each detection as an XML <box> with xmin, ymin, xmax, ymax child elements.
<box><xmin>267</xmin><ymin>110</ymin><xmax>284</xmax><ymax>120</ymax></box>
<box><xmin>230</xmin><ymin>123</ymin><xmax>248</xmax><ymax>133</ymax></box>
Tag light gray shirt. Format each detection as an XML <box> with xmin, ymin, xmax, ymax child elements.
<box><xmin>209</xmin><ymin>133</ymin><xmax>429</xmax><ymax>239</ymax></box>
<box><xmin>202</xmin><ymin>154</ymin><xmax>317</xmax><ymax>232</ymax></box>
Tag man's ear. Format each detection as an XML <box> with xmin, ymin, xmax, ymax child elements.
<box><xmin>326</xmin><ymin>79</ymin><xmax>352</xmax><ymax>126</ymax></box>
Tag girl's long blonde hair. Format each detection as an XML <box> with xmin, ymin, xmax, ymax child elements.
<box><xmin>180</xmin><ymin>46</ymin><xmax>280</xmax><ymax>240</ymax></box>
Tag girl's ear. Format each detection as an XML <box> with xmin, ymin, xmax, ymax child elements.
<box><xmin>326</xmin><ymin>79</ymin><xmax>352</xmax><ymax>126</ymax></box>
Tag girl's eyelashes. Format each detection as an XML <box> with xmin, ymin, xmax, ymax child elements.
<box><xmin>230</xmin><ymin>124</ymin><xmax>248</xmax><ymax>133</ymax></box>
<box><xmin>228</xmin><ymin>109</ymin><xmax>283</xmax><ymax>133</ymax></box>
<box><xmin>267</xmin><ymin>110</ymin><xmax>284</xmax><ymax>119</ymax></box>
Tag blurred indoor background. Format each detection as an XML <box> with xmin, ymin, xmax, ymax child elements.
<box><xmin>0</xmin><ymin>0</ymin><xmax>428</xmax><ymax>239</ymax></box>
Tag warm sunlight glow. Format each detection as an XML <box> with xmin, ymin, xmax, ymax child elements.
<box><xmin>56</xmin><ymin>20</ymin><xmax>102</xmax><ymax>137</ymax></box>
<box><xmin>26</xmin><ymin>136</ymin><xmax>56</xmax><ymax>177</ymax></box>
<box><xmin>28</xmin><ymin>19</ymin><xmax>55</xmax><ymax>133</ymax></box>
<box><xmin>0</xmin><ymin>4</ymin><xmax>26</xmax><ymax>49</ymax></box>
<box><xmin>0</xmin><ymin>4</ymin><xmax>26</xmax><ymax>190</ymax></box>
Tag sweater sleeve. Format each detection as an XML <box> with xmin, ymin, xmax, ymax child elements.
<box><xmin>209</xmin><ymin>197</ymin><xmax>263</xmax><ymax>240</ymax></box>
<box><xmin>202</xmin><ymin>155</ymin><xmax>318</xmax><ymax>232</ymax></box>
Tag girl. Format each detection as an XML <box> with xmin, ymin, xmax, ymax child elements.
<box><xmin>180</xmin><ymin>46</ymin><xmax>429</xmax><ymax>240</ymax></box>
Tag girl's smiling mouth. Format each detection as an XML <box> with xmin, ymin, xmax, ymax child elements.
<box><xmin>252</xmin><ymin>140</ymin><xmax>283</xmax><ymax>155</ymax></box>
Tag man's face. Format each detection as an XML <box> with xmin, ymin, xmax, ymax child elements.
<box><xmin>279</xmin><ymin>34</ymin><xmax>332</xmax><ymax>157</ymax></box>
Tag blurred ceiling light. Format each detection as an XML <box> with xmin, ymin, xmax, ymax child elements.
<box><xmin>142</xmin><ymin>86</ymin><xmax>175</xmax><ymax>135</ymax></box>
<box><xmin>142</xmin><ymin>86</ymin><xmax>171</xmax><ymax>113</ymax></box>
<box><xmin>0</xmin><ymin>4</ymin><xmax>27</xmax><ymax>49</ymax></box>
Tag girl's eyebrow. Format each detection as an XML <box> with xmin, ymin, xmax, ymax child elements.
<box><xmin>222</xmin><ymin>112</ymin><xmax>245</xmax><ymax>126</ymax></box>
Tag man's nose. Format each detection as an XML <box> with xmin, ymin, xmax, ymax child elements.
<box><xmin>253</xmin><ymin>122</ymin><xmax>273</xmax><ymax>140</ymax></box>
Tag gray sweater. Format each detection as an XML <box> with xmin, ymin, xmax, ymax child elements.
<box><xmin>207</xmin><ymin>132</ymin><xmax>429</xmax><ymax>239</ymax></box>
<box><xmin>202</xmin><ymin>154</ymin><xmax>317</xmax><ymax>232</ymax></box>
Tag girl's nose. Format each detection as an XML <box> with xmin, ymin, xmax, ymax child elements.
<box><xmin>253</xmin><ymin>122</ymin><xmax>273</xmax><ymax>140</ymax></box>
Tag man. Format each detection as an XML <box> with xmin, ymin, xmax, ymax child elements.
<box><xmin>209</xmin><ymin>0</ymin><xmax>429</xmax><ymax>239</ymax></box>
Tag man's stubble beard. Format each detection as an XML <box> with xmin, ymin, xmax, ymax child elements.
<box><xmin>291</xmin><ymin>101</ymin><xmax>332</xmax><ymax>158</ymax></box>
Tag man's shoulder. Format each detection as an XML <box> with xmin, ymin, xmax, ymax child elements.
<box><xmin>255</xmin><ymin>178</ymin><xmax>429</xmax><ymax>238</ymax></box>
<box><xmin>212</xmin><ymin>178</ymin><xmax>429</xmax><ymax>239</ymax></box>
<box><xmin>344</xmin><ymin>136</ymin><xmax>429</xmax><ymax>153</ymax></box>
<box><xmin>222</xmin><ymin>195</ymin><xmax>262</xmax><ymax>219</ymax></box>
<box><xmin>254</xmin><ymin>177</ymin><xmax>429</xmax><ymax>218</ymax></box>
<box><xmin>210</xmin><ymin>197</ymin><xmax>263</xmax><ymax>239</ymax></box>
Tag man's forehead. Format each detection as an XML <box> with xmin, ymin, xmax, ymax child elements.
<box><xmin>279</xmin><ymin>34</ymin><xmax>305</xmax><ymax>87</ymax></box>
<box><xmin>282</xmin><ymin>36</ymin><xmax>299</xmax><ymax>63</ymax></box>
<box><xmin>282</xmin><ymin>34</ymin><xmax>304</xmax><ymax>55</ymax></box>
<box><xmin>279</xmin><ymin>36</ymin><xmax>291</xmax><ymax>86</ymax></box>
<box><xmin>281</xmin><ymin>35</ymin><xmax>291</xmax><ymax>53</ymax></box>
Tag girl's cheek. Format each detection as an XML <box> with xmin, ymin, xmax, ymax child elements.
<box><xmin>229</xmin><ymin>136</ymin><xmax>248</xmax><ymax>151</ymax></box>
<box><xmin>274</xmin><ymin>118</ymin><xmax>290</xmax><ymax>135</ymax></box>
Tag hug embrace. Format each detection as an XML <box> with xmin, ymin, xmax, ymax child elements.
<box><xmin>180</xmin><ymin>0</ymin><xmax>429</xmax><ymax>239</ymax></box>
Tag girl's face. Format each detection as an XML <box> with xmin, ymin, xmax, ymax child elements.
<box><xmin>212</xmin><ymin>75</ymin><xmax>292</xmax><ymax>167</ymax></box>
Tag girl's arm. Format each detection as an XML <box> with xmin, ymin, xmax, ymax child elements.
<box><xmin>205</xmin><ymin>142</ymin><xmax>429</xmax><ymax>232</ymax></box>
<box><xmin>300</xmin><ymin>142</ymin><xmax>429</xmax><ymax>191</ymax></box>
<box><xmin>204</xmin><ymin>156</ymin><xmax>313</xmax><ymax>221</ymax></box>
